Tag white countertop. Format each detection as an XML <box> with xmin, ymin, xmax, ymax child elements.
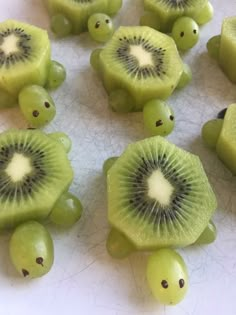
<box><xmin>0</xmin><ymin>1</ymin><xmax>236</xmax><ymax>314</ymax></box>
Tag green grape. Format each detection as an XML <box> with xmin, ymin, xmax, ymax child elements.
<box><xmin>90</xmin><ymin>49</ymin><xmax>103</xmax><ymax>73</ymax></box>
<box><xmin>107</xmin><ymin>0</ymin><xmax>122</xmax><ymax>15</ymax></box>
<box><xmin>176</xmin><ymin>63</ymin><xmax>192</xmax><ymax>89</ymax></box>
<box><xmin>191</xmin><ymin>2</ymin><xmax>214</xmax><ymax>25</ymax></box>
<box><xmin>49</xmin><ymin>132</ymin><xmax>72</xmax><ymax>153</ymax></box>
<box><xmin>143</xmin><ymin>99</ymin><xmax>175</xmax><ymax>136</ymax></box>
<box><xmin>46</xmin><ymin>61</ymin><xmax>66</xmax><ymax>90</ymax></box>
<box><xmin>51</xmin><ymin>14</ymin><xmax>72</xmax><ymax>37</ymax></box>
<box><xmin>207</xmin><ymin>35</ymin><xmax>221</xmax><ymax>60</ymax></box>
<box><xmin>108</xmin><ymin>89</ymin><xmax>134</xmax><ymax>113</ymax></box>
<box><xmin>0</xmin><ymin>89</ymin><xmax>17</xmax><ymax>109</ymax></box>
<box><xmin>194</xmin><ymin>220</ymin><xmax>217</xmax><ymax>245</ymax></box>
<box><xmin>202</xmin><ymin>119</ymin><xmax>223</xmax><ymax>149</ymax></box>
<box><xmin>88</xmin><ymin>13</ymin><xmax>114</xmax><ymax>43</ymax></box>
<box><xmin>19</xmin><ymin>85</ymin><xmax>56</xmax><ymax>128</ymax></box>
<box><xmin>106</xmin><ymin>228</ymin><xmax>135</xmax><ymax>259</ymax></box>
<box><xmin>50</xmin><ymin>192</ymin><xmax>83</xmax><ymax>228</ymax></box>
<box><xmin>172</xmin><ymin>17</ymin><xmax>199</xmax><ymax>51</ymax></box>
<box><xmin>9</xmin><ymin>221</ymin><xmax>54</xmax><ymax>279</ymax></box>
<box><xmin>140</xmin><ymin>12</ymin><xmax>160</xmax><ymax>30</ymax></box>
<box><xmin>146</xmin><ymin>249</ymin><xmax>188</xmax><ymax>305</ymax></box>
<box><xmin>103</xmin><ymin>157</ymin><xmax>118</xmax><ymax>176</ymax></box>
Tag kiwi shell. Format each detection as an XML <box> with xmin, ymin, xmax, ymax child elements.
<box><xmin>216</xmin><ymin>103</ymin><xmax>236</xmax><ymax>174</ymax></box>
<box><xmin>107</xmin><ymin>136</ymin><xmax>217</xmax><ymax>250</ymax></box>
<box><xmin>0</xmin><ymin>129</ymin><xmax>73</xmax><ymax>229</ymax></box>
<box><xmin>98</xmin><ymin>26</ymin><xmax>183</xmax><ymax>111</ymax></box>
<box><xmin>0</xmin><ymin>20</ymin><xmax>51</xmax><ymax>96</ymax></box>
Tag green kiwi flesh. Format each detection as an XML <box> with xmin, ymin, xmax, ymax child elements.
<box><xmin>216</xmin><ymin>103</ymin><xmax>236</xmax><ymax>174</ymax></box>
<box><xmin>0</xmin><ymin>129</ymin><xmax>73</xmax><ymax>229</ymax></box>
<box><xmin>46</xmin><ymin>0</ymin><xmax>121</xmax><ymax>34</ymax></box>
<box><xmin>143</xmin><ymin>0</ymin><xmax>207</xmax><ymax>32</ymax></box>
<box><xmin>98</xmin><ymin>26</ymin><xmax>183</xmax><ymax>111</ymax></box>
<box><xmin>219</xmin><ymin>16</ymin><xmax>236</xmax><ymax>83</ymax></box>
<box><xmin>107</xmin><ymin>136</ymin><xmax>217</xmax><ymax>250</ymax></box>
<box><xmin>0</xmin><ymin>20</ymin><xmax>51</xmax><ymax>96</ymax></box>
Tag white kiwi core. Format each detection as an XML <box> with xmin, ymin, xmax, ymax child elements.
<box><xmin>0</xmin><ymin>34</ymin><xmax>19</xmax><ymax>55</ymax></box>
<box><xmin>147</xmin><ymin>169</ymin><xmax>174</xmax><ymax>206</ymax></box>
<box><xmin>5</xmin><ymin>153</ymin><xmax>32</xmax><ymax>183</ymax></box>
<box><xmin>129</xmin><ymin>45</ymin><xmax>153</xmax><ymax>67</ymax></box>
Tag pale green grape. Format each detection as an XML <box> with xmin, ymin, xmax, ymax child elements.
<box><xmin>146</xmin><ymin>249</ymin><xmax>188</xmax><ymax>305</ymax></box>
<box><xmin>191</xmin><ymin>2</ymin><xmax>214</xmax><ymax>25</ymax></box>
<box><xmin>19</xmin><ymin>85</ymin><xmax>56</xmax><ymax>128</ymax></box>
<box><xmin>109</xmin><ymin>89</ymin><xmax>134</xmax><ymax>113</ymax></box>
<box><xmin>107</xmin><ymin>0</ymin><xmax>122</xmax><ymax>15</ymax></box>
<box><xmin>176</xmin><ymin>63</ymin><xmax>192</xmax><ymax>89</ymax></box>
<box><xmin>0</xmin><ymin>89</ymin><xmax>17</xmax><ymax>109</ymax></box>
<box><xmin>202</xmin><ymin>119</ymin><xmax>223</xmax><ymax>149</ymax></box>
<box><xmin>207</xmin><ymin>35</ymin><xmax>221</xmax><ymax>60</ymax></box>
<box><xmin>46</xmin><ymin>61</ymin><xmax>66</xmax><ymax>90</ymax></box>
<box><xmin>51</xmin><ymin>14</ymin><xmax>72</xmax><ymax>37</ymax></box>
<box><xmin>9</xmin><ymin>221</ymin><xmax>54</xmax><ymax>278</ymax></box>
<box><xmin>49</xmin><ymin>132</ymin><xmax>72</xmax><ymax>153</ymax></box>
<box><xmin>143</xmin><ymin>99</ymin><xmax>175</xmax><ymax>136</ymax></box>
<box><xmin>90</xmin><ymin>49</ymin><xmax>103</xmax><ymax>73</ymax></box>
<box><xmin>106</xmin><ymin>228</ymin><xmax>135</xmax><ymax>259</ymax></box>
<box><xmin>172</xmin><ymin>17</ymin><xmax>199</xmax><ymax>51</ymax></box>
<box><xmin>88</xmin><ymin>13</ymin><xmax>114</xmax><ymax>43</ymax></box>
<box><xmin>50</xmin><ymin>192</ymin><xmax>83</xmax><ymax>228</ymax></box>
<box><xmin>194</xmin><ymin>220</ymin><xmax>217</xmax><ymax>245</ymax></box>
<box><xmin>103</xmin><ymin>157</ymin><xmax>118</xmax><ymax>176</ymax></box>
<box><xmin>140</xmin><ymin>12</ymin><xmax>160</xmax><ymax>30</ymax></box>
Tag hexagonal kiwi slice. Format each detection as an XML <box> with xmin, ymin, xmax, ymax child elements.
<box><xmin>107</xmin><ymin>137</ymin><xmax>217</xmax><ymax>250</ymax></box>
<box><xmin>143</xmin><ymin>0</ymin><xmax>207</xmax><ymax>32</ymax></box>
<box><xmin>219</xmin><ymin>17</ymin><xmax>236</xmax><ymax>83</ymax></box>
<box><xmin>0</xmin><ymin>20</ymin><xmax>51</xmax><ymax>96</ymax></box>
<box><xmin>216</xmin><ymin>103</ymin><xmax>236</xmax><ymax>174</ymax></box>
<box><xmin>0</xmin><ymin>129</ymin><xmax>73</xmax><ymax>229</ymax></box>
<box><xmin>99</xmin><ymin>26</ymin><xmax>183</xmax><ymax>111</ymax></box>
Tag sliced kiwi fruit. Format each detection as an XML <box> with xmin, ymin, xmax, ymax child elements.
<box><xmin>0</xmin><ymin>129</ymin><xmax>73</xmax><ymax>229</ymax></box>
<box><xmin>219</xmin><ymin>17</ymin><xmax>236</xmax><ymax>83</ymax></box>
<box><xmin>143</xmin><ymin>0</ymin><xmax>207</xmax><ymax>32</ymax></box>
<box><xmin>107</xmin><ymin>136</ymin><xmax>217</xmax><ymax>250</ymax></box>
<box><xmin>0</xmin><ymin>20</ymin><xmax>51</xmax><ymax>97</ymax></box>
<box><xmin>216</xmin><ymin>103</ymin><xmax>236</xmax><ymax>174</ymax></box>
<box><xmin>46</xmin><ymin>0</ymin><xmax>120</xmax><ymax>34</ymax></box>
<box><xmin>98</xmin><ymin>26</ymin><xmax>183</xmax><ymax>111</ymax></box>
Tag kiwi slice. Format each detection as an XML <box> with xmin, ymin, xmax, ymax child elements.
<box><xmin>107</xmin><ymin>137</ymin><xmax>217</xmax><ymax>250</ymax></box>
<box><xmin>0</xmin><ymin>129</ymin><xmax>73</xmax><ymax>229</ymax></box>
<box><xmin>46</xmin><ymin>0</ymin><xmax>119</xmax><ymax>34</ymax></box>
<box><xmin>219</xmin><ymin>17</ymin><xmax>236</xmax><ymax>83</ymax></box>
<box><xmin>143</xmin><ymin>0</ymin><xmax>207</xmax><ymax>32</ymax></box>
<box><xmin>216</xmin><ymin>103</ymin><xmax>236</xmax><ymax>174</ymax></box>
<box><xmin>98</xmin><ymin>26</ymin><xmax>183</xmax><ymax>111</ymax></box>
<box><xmin>0</xmin><ymin>20</ymin><xmax>51</xmax><ymax>96</ymax></box>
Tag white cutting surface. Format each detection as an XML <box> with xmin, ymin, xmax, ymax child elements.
<box><xmin>0</xmin><ymin>1</ymin><xmax>236</xmax><ymax>314</ymax></box>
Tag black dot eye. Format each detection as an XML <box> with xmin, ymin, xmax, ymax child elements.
<box><xmin>36</xmin><ymin>257</ymin><xmax>44</xmax><ymax>266</ymax></box>
<box><xmin>170</xmin><ymin>115</ymin><xmax>174</xmax><ymax>121</ymax></box>
<box><xmin>32</xmin><ymin>110</ymin><xmax>39</xmax><ymax>117</ymax></box>
<box><xmin>105</xmin><ymin>19</ymin><xmax>110</xmax><ymax>24</ymax></box>
<box><xmin>161</xmin><ymin>280</ymin><xmax>168</xmax><ymax>289</ymax></box>
<box><xmin>193</xmin><ymin>29</ymin><xmax>197</xmax><ymax>34</ymax></box>
<box><xmin>180</xmin><ymin>31</ymin><xmax>184</xmax><ymax>37</ymax></box>
<box><xmin>156</xmin><ymin>120</ymin><xmax>163</xmax><ymax>127</ymax></box>
<box><xmin>44</xmin><ymin>102</ymin><xmax>50</xmax><ymax>108</ymax></box>
<box><xmin>95</xmin><ymin>21</ymin><xmax>100</xmax><ymax>28</ymax></box>
<box><xmin>179</xmin><ymin>279</ymin><xmax>185</xmax><ymax>288</ymax></box>
<box><xmin>22</xmin><ymin>269</ymin><xmax>29</xmax><ymax>277</ymax></box>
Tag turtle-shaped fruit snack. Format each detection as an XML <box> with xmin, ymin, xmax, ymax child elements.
<box><xmin>0</xmin><ymin>19</ymin><xmax>66</xmax><ymax>127</ymax></box>
<box><xmin>202</xmin><ymin>103</ymin><xmax>236</xmax><ymax>174</ymax></box>
<box><xmin>45</xmin><ymin>0</ymin><xmax>122</xmax><ymax>42</ymax></box>
<box><xmin>207</xmin><ymin>16</ymin><xmax>236</xmax><ymax>83</ymax></box>
<box><xmin>90</xmin><ymin>26</ymin><xmax>192</xmax><ymax>137</ymax></box>
<box><xmin>103</xmin><ymin>136</ymin><xmax>217</xmax><ymax>305</ymax></box>
<box><xmin>140</xmin><ymin>0</ymin><xmax>213</xmax><ymax>51</ymax></box>
<box><xmin>0</xmin><ymin>129</ymin><xmax>83</xmax><ymax>278</ymax></box>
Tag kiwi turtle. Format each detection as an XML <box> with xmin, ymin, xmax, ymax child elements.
<box><xmin>45</xmin><ymin>0</ymin><xmax>122</xmax><ymax>37</ymax></box>
<box><xmin>202</xmin><ymin>103</ymin><xmax>236</xmax><ymax>174</ymax></box>
<box><xmin>103</xmin><ymin>136</ymin><xmax>217</xmax><ymax>303</ymax></box>
<box><xmin>0</xmin><ymin>19</ymin><xmax>66</xmax><ymax>126</ymax></box>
